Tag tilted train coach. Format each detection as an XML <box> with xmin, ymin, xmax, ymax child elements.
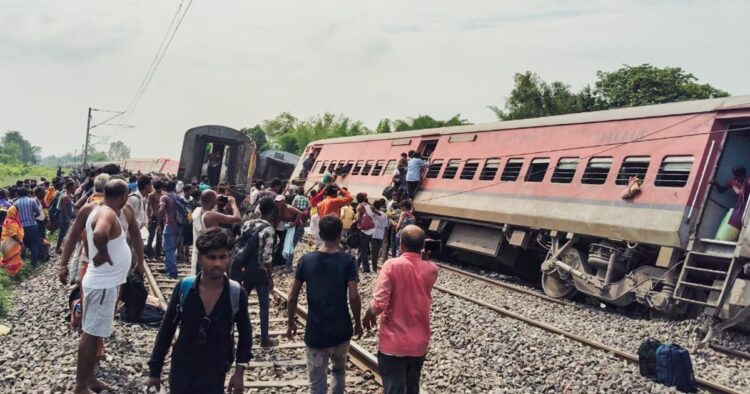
<box><xmin>292</xmin><ymin>96</ymin><xmax>750</xmax><ymax>320</ymax></box>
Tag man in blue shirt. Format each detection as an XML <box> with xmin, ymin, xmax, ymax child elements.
<box><xmin>13</xmin><ymin>187</ymin><xmax>42</xmax><ymax>267</ymax></box>
<box><xmin>405</xmin><ymin>150</ymin><xmax>429</xmax><ymax>199</ymax></box>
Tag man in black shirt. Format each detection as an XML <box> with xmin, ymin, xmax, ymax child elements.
<box><xmin>147</xmin><ymin>228</ymin><xmax>252</xmax><ymax>394</ymax></box>
<box><xmin>287</xmin><ymin>215</ymin><xmax>363</xmax><ymax>394</ymax></box>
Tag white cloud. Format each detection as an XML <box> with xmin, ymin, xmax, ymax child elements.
<box><xmin>0</xmin><ymin>0</ymin><xmax>748</xmax><ymax>159</ymax></box>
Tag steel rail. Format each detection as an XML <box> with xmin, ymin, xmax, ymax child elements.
<box><xmin>272</xmin><ymin>288</ymin><xmax>383</xmax><ymax>386</ymax></box>
<box><xmin>143</xmin><ymin>258</ymin><xmax>167</xmax><ymax>309</ymax></box>
<box><xmin>434</xmin><ymin>283</ymin><xmax>743</xmax><ymax>394</ymax></box>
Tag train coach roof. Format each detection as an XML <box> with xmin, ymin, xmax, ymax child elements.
<box><xmin>311</xmin><ymin>95</ymin><xmax>750</xmax><ymax>146</ymax></box>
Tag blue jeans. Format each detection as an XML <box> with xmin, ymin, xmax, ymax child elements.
<box><xmin>23</xmin><ymin>225</ymin><xmax>39</xmax><ymax>267</ymax></box>
<box><xmin>307</xmin><ymin>341</ymin><xmax>349</xmax><ymax>394</ymax></box>
<box><xmin>390</xmin><ymin>229</ymin><xmax>399</xmax><ymax>257</ymax></box>
<box><xmin>246</xmin><ymin>282</ymin><xmax>270</xmax><ymax>341</ymax></box>
<box><xmin>163</xmin><ymin>226</ymin><xmax>178</xmax><ymax>276</ymax></box>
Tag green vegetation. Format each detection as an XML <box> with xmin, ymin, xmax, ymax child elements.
<box><xmin>0</xmin><ymin>163</ymin><xmax>56</xmax><ymax>187</ymax></box>
<box><xmin>488</xmin><ymin>64</ymin><xmax>729</xmax><ymax>121</ymax></box>
<box><xmin>0</xmin><ymin>271</ymin><xmax>11</xmax><ymax>317</ymax></box>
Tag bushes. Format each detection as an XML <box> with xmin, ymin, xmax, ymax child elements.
<box><xmin>0</xmin><ymin>164</ymin><xmax>56</xmax><ymax>187</ymax></box>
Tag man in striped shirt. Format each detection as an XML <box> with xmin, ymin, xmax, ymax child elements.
<box><xmin>13</xmin><ymin>187</ymin><xmax>42</xmax><ymax>267</ymax></box>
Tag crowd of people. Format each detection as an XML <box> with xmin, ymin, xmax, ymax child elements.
<box><xmin>0</xmin><ymin>154</ymin><xmax>439</xmax><ymax>394</ymax></box>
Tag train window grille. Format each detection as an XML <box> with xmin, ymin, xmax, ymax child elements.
<box><xmin>615</xmin><ymin>156</ymin><xmax>650</xmax><ymax>185</ymax></box>
<box><xmin>352</xmin><ymin>160</ymin><xmax>364</xmax><ymax>175</ymax></box>
<box><xmin>383</xmin><ymin>160</ymin><xmax>397</xmax><ymax>176</ymax></box>
<box><xmin>372</xmin><ymin>160</ymin><xmax>386</xmax><ymax>176</ymax></box>
<box><xmin>427</xmin><ymin>159</ymin><xmax>444</xmax><ymax>179</ymax></box>
<box><xmin>581</xmin><ymin>157</ymin><xmax>613</xmax><ymax>184</ymax></box>
<box><xmin>551</xmin><ymin>157</ymin><xmax>579</xmax><ymax>183</ymax></box>
<box><xmin>442</xmin><ymin>159</ymin><xmax>461</xmax><ymax>179</ymax></box>
<box><xmin>311</xmin><ymin>161</ymin><xmax>322</xmax><ymax>175</ymax></box>
<box><xmin>328</xmin><ymin>161</ymin><xmax>337</xmax><ymax>173</ymax></box>
<box><xmin>655</xmin><ymin>156</ymin><xmax>693</xmax><ymax>187</ymax></box>
<box><xmin>525</xmin><ymin>158</ymin><xmax>550</xmax><ymax>182</ymax></box>
<box><xmin>319</xmin><ymin>161</ymin><xmax>329</xmax><ymax>174</ymax></box>
<box><xmin>362</xmin><ymin>160</ymin><xmax>375</xmax><ymax>176</ymax></box>
<box><xmin>501</xmin><ymin>158</ymin><xmax>524</xmax><ymax>182</ymax></box>
<box><xmin>342</xmin><ymin>160</ymin><xmax>354</xmax><ymax>175</ymax></box>
<box><xmin>460</xmin><ymin>159</ymin><xmax>481</xmax><ymax>180</ymax></box>
<box><xmin>479</xmin><ymin>159</ymin><xmax>501</xmax><ymax>181</ymax></box>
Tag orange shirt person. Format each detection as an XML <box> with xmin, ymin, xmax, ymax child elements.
<box><xmin>316</xmin><ymin>184</ymin><xmax>353</xmax><ymax>218</ymax></box>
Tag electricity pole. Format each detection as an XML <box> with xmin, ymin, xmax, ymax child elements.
<box><xmin>82</xmin><ymin>107</ymin><xmax>92</xmax><ymax>170</ymax></box>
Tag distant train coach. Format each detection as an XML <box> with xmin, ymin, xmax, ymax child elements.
<box><xmin>292</xmin><ymin>96</ymin><xmax>750</xmax><ymax>321</ymax></box>
<box><xmin>177</xmin><ymin>125</ymin><xmax>299</xmax><ymax>192</ymax></box>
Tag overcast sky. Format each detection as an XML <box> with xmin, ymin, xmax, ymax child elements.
<box><xmin>1</xmin><ymin>0</ymin><xmax>749</xmax><ymax>159</ymax></box>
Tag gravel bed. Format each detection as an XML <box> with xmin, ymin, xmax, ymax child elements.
<box><xmin>283</xmin><ymin>243</ymin><xmax>692</xmax><ymax>393</ymax></box>
<box><xmin>435</xmin><ymin>264</ymin><xmax>750</xmax><ymax>392</ymax></box>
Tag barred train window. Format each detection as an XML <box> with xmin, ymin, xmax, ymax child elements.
<box><xmin>426</xmin><ymin>160</ymin><xmax>443</xmax><ymax>178</ymax></box>
<box><xmin>372</xmin><ymin>160</ymin><xmax>385</xmax><ymax>176</ymax></box>
<box><xmin>501</xmin><ymin>158</ymin><xmax>524</xmax><ymax>182</ymax></box>
<box><xmin>383</xmin><ymin>160</ymin><xmax>397</xmax><ymax>176</ymax></box>
<box><xmin>479</xmin><ymin>159</ymin><xmax>500</xmax><ymax>181</ymax></box>
<box><xmin>616</xmin><ymin>156</ymin><xmax>650</xmax><ymax>185</ymax></box>
<box><xmin>525</xmin><ymin>158</ymin><xmax>550</xmax><ymax>182</ymax></box>
<box><xmin>655</xmin><ymin>156</ymin><xmax>693</xmax><ymax>187</ymax></box>
<box><xmin>442</xmin><ymin>159</ymin><xmax>461</xmax><ymax>179</ymax></box>
<box><xmin>328</xmin><ymin>161</ymin><xmax>337</xmax><ymax>172</ymax></box>
<box><xmin>352</xmin><ymin>160</ymin><xmax>364</xmax><ymax>175</ymax></box>
<box><xmin>319</xmin><ymin>161</ymin><xmax>329</xmax><ymax>174</ymax></box>
<box><xmin>362</xmin><ymin>160</ymin><xmax>374</xmax><ymax>176</ymax></box>
<box><xmin>460</xmin><ymin>159</ymin><xmax>481</xmax><ymax>180</ymax></box>
<box><xmin>311</xmin><ymin>161</ymin><xmax>322</xmax><ymax>175</ymax></box>
<box><xmin>551</xmin><ymin>157</ymin><xmax>578</xmax><ymax>183</ymax></box>
<box><xmin>581</xmin><ymin>157</ymin><xmax>613</xmax><ymax>185</ymax></box>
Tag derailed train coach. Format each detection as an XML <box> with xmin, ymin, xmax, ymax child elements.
<box><xmin>177</xmin><ymin>125</ymin><xmax>299</xmax><ymax>192</ymax></box>
<box><xmin>292</xmin><ymin>96</ymin><xmax>750</xmax><ymax>320</ymax></box>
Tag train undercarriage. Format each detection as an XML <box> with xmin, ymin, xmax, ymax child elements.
<box><xmin>423</xmin><ymin>215</ymin><xmax>750</xmax><ymax>325</ymax></box>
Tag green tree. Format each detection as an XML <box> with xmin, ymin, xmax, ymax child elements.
<box><xmin>0</xmin><ymin>131</ymin><xmax>41</xmax><ymax>164</ymax></box>
<box><xmin>107</xmin><ymin>141</ymin><xmax>131</xmax><ymax>161</ymax></box>
<box><xmin>489</xmin><ymin>65</ymin><xmax>729</xmax><ymax>120</ymax></box>
<box><xmin>378</xmin><ymin>114</ymin><xmax>470</xmax><ymax>132</ymax></box>
<box><xmin>593</xmin><ymin>64</ymin><xmax>729</xmax><ymax>109</ymax></box>
<box><xmin>258</xmin><ymin>113</ymin><xmax>370</xmax><ymax>155</ymax></box>
<box><xmin>240</xmin><ymin>125</ymin><xmax>269</xmax><ymax>151</ymax></box>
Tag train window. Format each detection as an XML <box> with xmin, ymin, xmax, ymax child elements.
<box><xmin>615</xmin><ymin>156</ymin><xmax>651</xmax><ymax>185</ymax></box>
<box><xmin>383</xmin><ymin>160</ymin><xmax>397</xmax><ymax>176</ymax></box>
<box><xmin>362</xmin><ymin>160</ymin><xmax>374</xmax><ymax>176</ymax></box>
<box><xmin>551</xmin><ymin>157</ymin><xmax>579</xmax><ymax>183</ymax></box>
<box><xmin>427</xmin><ymin>159</ymin><xmax>444</xmax><ymax>178</ymax></box>
<box><xmin>500</xmin><ymin>158</ymin><xmax>524</xmax><ymax>182</ymax></box>
<box><xmin>328</xmin><ymin>161</ymin><xmax>337</xmax><ymax>173</ymax></box>
<box><xmin>479</xmin><ymin>159</ymin><xmax>501</xmax><ymax>181</ymax></box>
<box><xmin>372</xmin><ymin>160</ymin><xmax>386</xmax><ymax>176</ymax></box>
<box><xmin>460</xmin><ymin>159</ymin><xmax>481</xmax><ymax>180</ymax></box>
<box><xmin>319</xmin><ymin>161</ymin><xmax>329</xmax><ymax>174</ymax></box>
<box><xmin>442</xmin><ymin>159</ymin><xmax>461</xmax><ymax>179</ymax></box>
<box><xmin>352</xmin><ymin>160</ymin><xmax>364</xmax><ymax>175</ymax></box>
<box><xmin>311</xmin><ymin>161</ymin><xmax>322</xmax><ymax>175</ymax></box>
<box><xmin>581</xmin><ymin>157</ymin><xmax>613</xmax><ymax>184</ymax></box>
<box><xmin>525</xmin><ymin>158</ymin><xmax>550</xmax><ymax>182</ymax></box>
<box><xmin>655</xmin><ymin>156</ymin><xmax>693</xmax><ymax>187</ymax></box>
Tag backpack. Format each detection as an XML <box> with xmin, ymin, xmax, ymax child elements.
<box><xmin>357</xmin><ymin>204</ymin><xmax>375</xmax><ymax>231</ymax></box>
<box><xmin>637</xmin><ymin>337</ymin><xmax>662</xmax><ymax>381</ymax></box>
<box><xmin>656</xmin><ymin>343</ymin><xmax>697</xmax><ymax>393</ymax></box>
<box><xmin>171</xmin><ymin>194</ymin><xmax>190</xmax><ymax>227</ymax></box>
<box><xmin>229</xmin><ymin>222</ymin><xmax>271</xmax><ymax>287</ymax></box>
<box><xmin>120</xmin><ymin>272</ymin><xmax>148</xmax><ymax>323</ymax></box>
<box><xmin>175</xmin><ymin>275</ymin><xmax>241</xmax><ymax>335</ymax></box>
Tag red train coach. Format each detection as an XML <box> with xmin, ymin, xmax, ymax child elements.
<box><xmin>293</xmin><ymin>96</ymin><xmax>750</xmax><ymax>319</ymax></box>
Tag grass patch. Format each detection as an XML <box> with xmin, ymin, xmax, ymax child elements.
<box><xmin>0</xmin><ymin>271</ymin><xmax>10</xmax><ymax>318</ymax></box>
<box><xmin>0</xmin><ymin>163</ymin><xmax>56</xmax><ymax>186</ymax></box>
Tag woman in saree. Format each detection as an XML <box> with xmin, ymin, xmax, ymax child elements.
<box><xmin>1</xmin><ymin>206</ymin><xmax>25</xmax><ymax>275</ymax></box>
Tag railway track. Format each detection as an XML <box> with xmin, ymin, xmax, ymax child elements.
<box><xmin>435</xmin><ymin>262</ymin><xmax>748</xmax><ymax>394</ymax></box>
<box><xmin>143</xmin><ymin>257</ymin><xmax>381</xmax><ymax>392</ymax></box>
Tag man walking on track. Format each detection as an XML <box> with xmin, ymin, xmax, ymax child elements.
<box><xmin>147</xmin><ymin>228</ymin><xmax>251</xmax><ymax>394</ymax></box>
<box><xmin>286</xmin><ymin>215</ymin><xmax>363</xmax><ymax>394</ymax></box>
<box><xmin>74</xmin><ymin>179</ymin><xmax>132</xmax><ymax>394</ymax></box>
<box><xmin>364</xmin><ymin>225</ymin><xmax>438</xmax><ymax>394</ymax></box>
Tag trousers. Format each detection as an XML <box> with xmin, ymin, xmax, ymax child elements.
<box><xmin>378</xmin><ymin>352</ymin><xmax>425</xmax><ymax>394</ymax></box>
<box><xmin>307</xmin><ymin>341</ymin><xmax>350</xmax><ymax>394</ymax></box>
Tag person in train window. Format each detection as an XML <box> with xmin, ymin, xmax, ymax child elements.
<box><xmin>405</xmin><ymin>151</ymin><xmax>429</xmax><ymax>199</ymax></box>
<box><xmin>206</xmin><ymin>148</ymin><xmax>223</xmax><ymax>186</ymax></box>
<box><xmin>712</xmin><ymin>166</ymin><xmax>750</xmax><ymax>241</ymax></box>
<box><xmin>397</xmin><ymin>153</ymin><xmax>408</xmax><ymax>173</ymax></box>
<box><xmin>300</xmin><ymin>154</ymin><xmax>315</xmax><ymax>179</ymax></box>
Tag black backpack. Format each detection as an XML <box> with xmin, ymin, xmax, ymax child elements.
<box><xmin>638</xmin><ymin>337</ymin><xmax>662</xmax><ymax>381</ymax></box>
<box><xmin>120</xmin><ymin>272</ymin><xmax>148</xmax><ymax>323</ymax></box>
<box><xmin>230</xmin><ymin>222</ymin><xmax>270</xmax><ymax>287</ymax></box>
<box><xmin>171</xmin><ymin>195</ymin><xmax>190</xmax><ymax>227</ymax></box>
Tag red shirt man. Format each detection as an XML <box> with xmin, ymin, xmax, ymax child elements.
<box><xmin>364</xmin><ymin>225</ymin><xmax>438</xmax><ymax>394</ymax></box>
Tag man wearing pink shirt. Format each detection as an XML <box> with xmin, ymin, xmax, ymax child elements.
<box><xmin>363</xmin><ymin>225</ymin><xmax>438</xmax><ymax>394</ymax></box>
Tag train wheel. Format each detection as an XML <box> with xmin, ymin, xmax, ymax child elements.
<box><xmin>541</xmin><ymin>270</ymin><xmax>578</xmax><ymax>299</ymax></box>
